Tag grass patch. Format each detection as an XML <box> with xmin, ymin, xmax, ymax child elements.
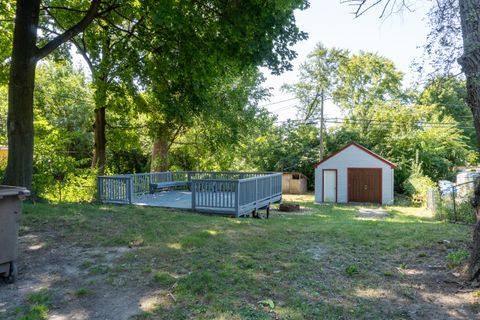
<box><xmin>15</xmin><ymin>194</ymin><xmax>475</xmax><ymax>319</ymax></box>
<box><xmin>345</xmin><ymin>264</ymin><xmax>359</xmax><ymax>276</ymax></box>
<box><xmin>153</xmin><ymin>272</ymin><xmax>176</xmax><ymax>286</ymax></box>
<box><xmin>17</xmin><ymin>290</ymin><xmax>52</xmax><ymax>320</ymax></box>
<box><xmin>177</xmin><ymin>271</ymin><xmax>216</xmax><ymax>296</ymax></box>
<box><xmin>73</xmin><ymin>288</ymin><xmax>93</xmax><ymax>298</ymax></box>
<box><xmin>447</xmin><ymin>249</ymin><xmax>470</xmax><ymax>269</ymax></box>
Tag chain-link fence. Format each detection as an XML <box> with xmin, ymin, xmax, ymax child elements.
<box><xmin>427</xmin><ymin>181</ymin><xmax>477</xmax><ymax>224</ymax></box>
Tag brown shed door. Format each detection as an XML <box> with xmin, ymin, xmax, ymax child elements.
<box><xmin>348</xmin><ymin>168</ymin><xmax>382</xmax><ymax>203</ymax></box>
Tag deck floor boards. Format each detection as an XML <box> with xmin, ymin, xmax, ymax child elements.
<box><xmin>133</xmin><ymin>191</ymin><xmax>192</xmax><ymax>209</ymax></box>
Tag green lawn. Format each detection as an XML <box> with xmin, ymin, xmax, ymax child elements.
<box><xmin>4</xmin><ymin>195</ymin><xmax>478</xmax><ymax>319</ymax></box>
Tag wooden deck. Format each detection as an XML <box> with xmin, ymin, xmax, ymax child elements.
<box><xmin>97</xmin><ymin>171</ymin><xmax>283</xmax><ymax>217</ymax></box>
<box><xmin>132</xmin><ymin>191</ymin><xmax>192</xmax><ymax>209</ymax></box>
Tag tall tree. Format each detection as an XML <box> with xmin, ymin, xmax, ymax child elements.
<box><xmin>286</xmin><ymin>45</ymin><xmax>404</xmax><ymax>129</ymax></box>
<box><xmin>283</xmin><ymin>43</ymin><xmax>349</xmax><ymax>121</ymax></box>
<box><xmin>4</xmin><ymin>0</ymin><xmax>115</xmax><ymax>188</ymax></box>
<box><xmin>129</xmin><ymin>0</ymin><xmax>309</xmax><ymax>171</ymax></box>
<box><xmin>457</xmin><ymin>0</ymin><xmax>480</xmax><ymax>280</ymax></box>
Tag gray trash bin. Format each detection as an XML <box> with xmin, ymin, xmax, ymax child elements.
<box><xmin>0</xmin><ymin>185</ymin><xmax>30</xmax><ymax>284</ymax></box>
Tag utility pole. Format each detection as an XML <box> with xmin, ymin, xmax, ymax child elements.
<box><xmin>319</xmin><ymin>88</ymin><xmax>325</xmax><ymax>160</ymax></box>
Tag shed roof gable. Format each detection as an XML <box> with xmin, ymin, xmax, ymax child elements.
<box><xmin>314</xmin><ymin>143</ymin><xmax>396</xmax><ymax>169</ymax></box>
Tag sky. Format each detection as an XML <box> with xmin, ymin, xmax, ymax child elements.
<box><xmin>262</xmin><ymin>0</ymin><xmax>432</xmax><ymax>122</ymax></box>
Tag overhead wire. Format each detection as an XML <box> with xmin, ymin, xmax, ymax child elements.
<box><xmin>259</xmin><ymin>97</ymin><xmax>298</xmax><ymax>108</ymax></box>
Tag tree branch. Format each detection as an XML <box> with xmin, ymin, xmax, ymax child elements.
<box><xmin>341</xmin><ymin>0</ymin><xmax>412</xmax><ymax>18</ymax></box>
<box><xmin>40</xmin><ymin>6</ymin><xmax>88</xmax><ymax>13</ymax></box>
<box><xmin>35</xmin><ymin>0</ymin><xmax>103</xmax><ymax>61</ymax></box>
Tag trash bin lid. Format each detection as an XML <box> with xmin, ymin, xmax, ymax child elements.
<box><xmin>0</xmin><ymin>185</ymin><xmax>31</xmax><ymax>197</ymax></box>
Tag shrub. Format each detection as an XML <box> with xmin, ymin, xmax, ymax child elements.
<box><xmin>403</xmin><ymin>173</ymin><xmax>437</xmax><ymax>206</ymax></box>
<box><xmin>34</xmin><ymin>169</ymin><xmax>97</xmax><ymax>203</ymax></box>
<box><xmin>434</xmin><ymin>195</ymin><xmax>476</xmax><ymax>224</ymax></box>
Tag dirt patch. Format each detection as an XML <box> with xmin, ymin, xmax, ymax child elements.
<box><xmin>356</xmin><ymin>207</ymin><xmax>390</xmax><ymax>219</ymax></box>
<box><xmin>307</xmin><ymin>246</ymin><xmax>329</xmax><ymax>261</ymax></box>
<box><xmin>0</xmin><ymin>234</ymin><xmax>159</xmax><ymax>320</ymax></box>
<box><xmin>273</xmin><ymin>206</ymin><xmax>313</xmax><ymax>216</ymax></box>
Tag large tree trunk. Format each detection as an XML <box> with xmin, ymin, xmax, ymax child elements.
<box><xmin>5</xmin><ymin>0</ymin><xmax>100</xmax><ymax>189</ymax></box>
<box><xmin>91</xmin><ymin>75</ymin><xmax>108</xmax><ymax>175</ymax></box>
<box><xmin>151</xmin><ymin>131</ymin><xmax>170</xmax><ymax>172</ymax></box>
<box><xmin>4</xmin><ymin>0</ymin><xmax>41</xmax><ymax>189</ymax></box>
<box><xmin>458</xmin><ymin>0</ymin><xmax>480</xmax><ymax>280</ymax></box>
<box><xmin>91</xmin><ymin>107</ymin><xmax>107</xmax><ymax>175</ymax></box>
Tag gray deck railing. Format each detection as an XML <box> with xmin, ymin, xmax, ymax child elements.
<box><xmin>97</xmin><ymin>171</ymin><xmax>282</xmax><ymax>216</ymax></box>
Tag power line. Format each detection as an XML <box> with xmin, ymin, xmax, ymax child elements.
<box><xmin>273</xmin><ymin>117</ymin><xmax>476</xmax><ymax>130</ymax></box>
<box><xmin>270</xmin><ymin>103</ymin><xmax>298</xmax><ymax>113</ymax></box>
<box><xmin>260</xmin><ymin>97</ymin><xmax>298</xmax><ymax>108</ymax></box>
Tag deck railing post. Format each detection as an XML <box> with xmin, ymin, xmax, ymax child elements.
<box><xmin>269</xmin><ymin>175</ymin><xmax>272</xmax><ymax>199</ymax></box>
<box><xmin>192</xmin><ymin>181</ymin><xmax>196</xmax><ymax>210</ymax></box>
<box><xmin>255</xmin><ymin>178</ymin><xmax>258</xmax><ymax>209</ymax></box>
<box><xmin>126</xmin><ymin>176</ymin><xmax>132</xmax><ymax>204</ymax></box>
<box><xmin>130</xmin><ymin>176</ymin><xmax>135</xmax><ymax>203</ymax></box>
<box><xmin>235</xmin><ymin>181</ymin><xmax>240</xmax><ymax>217</ymax></box>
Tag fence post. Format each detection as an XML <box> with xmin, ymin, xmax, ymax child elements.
<box><xmin>452</xmin><ymin>186</ymin><xmax>456</xmax><ymax>222</ymax></box>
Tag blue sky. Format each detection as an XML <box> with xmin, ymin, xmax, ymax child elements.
<box><xmin>262</xmin><ymin>0</ymin><xmax>432</xmax><ymax>121</ymax></box>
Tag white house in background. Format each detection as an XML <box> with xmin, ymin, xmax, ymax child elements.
<box><xmin>314</xmin><ymin>143</ymin><xmax>396</xmax><ymax>205</ymax></box>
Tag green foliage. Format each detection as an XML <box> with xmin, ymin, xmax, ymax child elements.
<box><xmin>282</xmin><ymin>43</ymin><xmax>349</xmax><ymax>121</ymax></box>
<box><xmin>257</xmin><ymin>299</ymin><xmax>275</xmax><ymax>309</ymax></box>
<box><xmin>0</xmin><ymin>1</ymin><xmax>14</xmax><ymax>84</ymax></box>
<box><xmin>447</xmin><ymin>249</ymin><xmax>469</xmax><ymax>269</ymax></box>
<box><xmin>243</xmin><ymin>121</ymin><xmax>319</xmax><ymax>187</ymax></box>
<box><xmin>435</xmin><ymin>198</ymin><xmax>476</xmax><ymax>224</ymax></box>
<box><xmin>402</xmin><ymin>154</ymin><xmax>437</xmax><ymax>206</ymax></box>
<box><xmin>345</xmin><ymin>264</ymin><xmax>359</xmax><ymax>276</ymax></box>
<box><xmin>419</xmin><ymin>75</ymin><xmax>476</xmax><ymax>150</ymax></box>
<box><xmin>286</xmin><ymin>44</ymin><xmax>474</xmax><ymax>194</ymax></box>
<box><xmin>28</xmin><ymin>61</ymin><xmax>95</xmax><ymax>201</ymax></box>
<box><xmin>286</xmin><ymin>45</ymin><xmax>404</xmax><ymax>123</ymax></box>
<box><xmin>19</xmin><ymin>290</ymin><xmax>52</xmax><ymax>320</ymax></box>
<box><xmin>37</xmin><ymin>170</ymin><xmax>97</xmax><ymax>203</ymax></box>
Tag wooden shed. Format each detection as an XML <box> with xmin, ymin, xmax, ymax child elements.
<box><xmin>314</xmin><ymin>143</ymin><xmax>396</xmax><ymax>205</ymax></box>
<box><xmin>282</xmin><ymin>172</ymin><xmax>308</xmax><ymax>194</ymax></box>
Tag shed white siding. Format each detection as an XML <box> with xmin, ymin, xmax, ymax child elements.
<box><xmin>315</xmin><ymin>144</ymin><xmax>394</xmax><ymax>205</ymax></box>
